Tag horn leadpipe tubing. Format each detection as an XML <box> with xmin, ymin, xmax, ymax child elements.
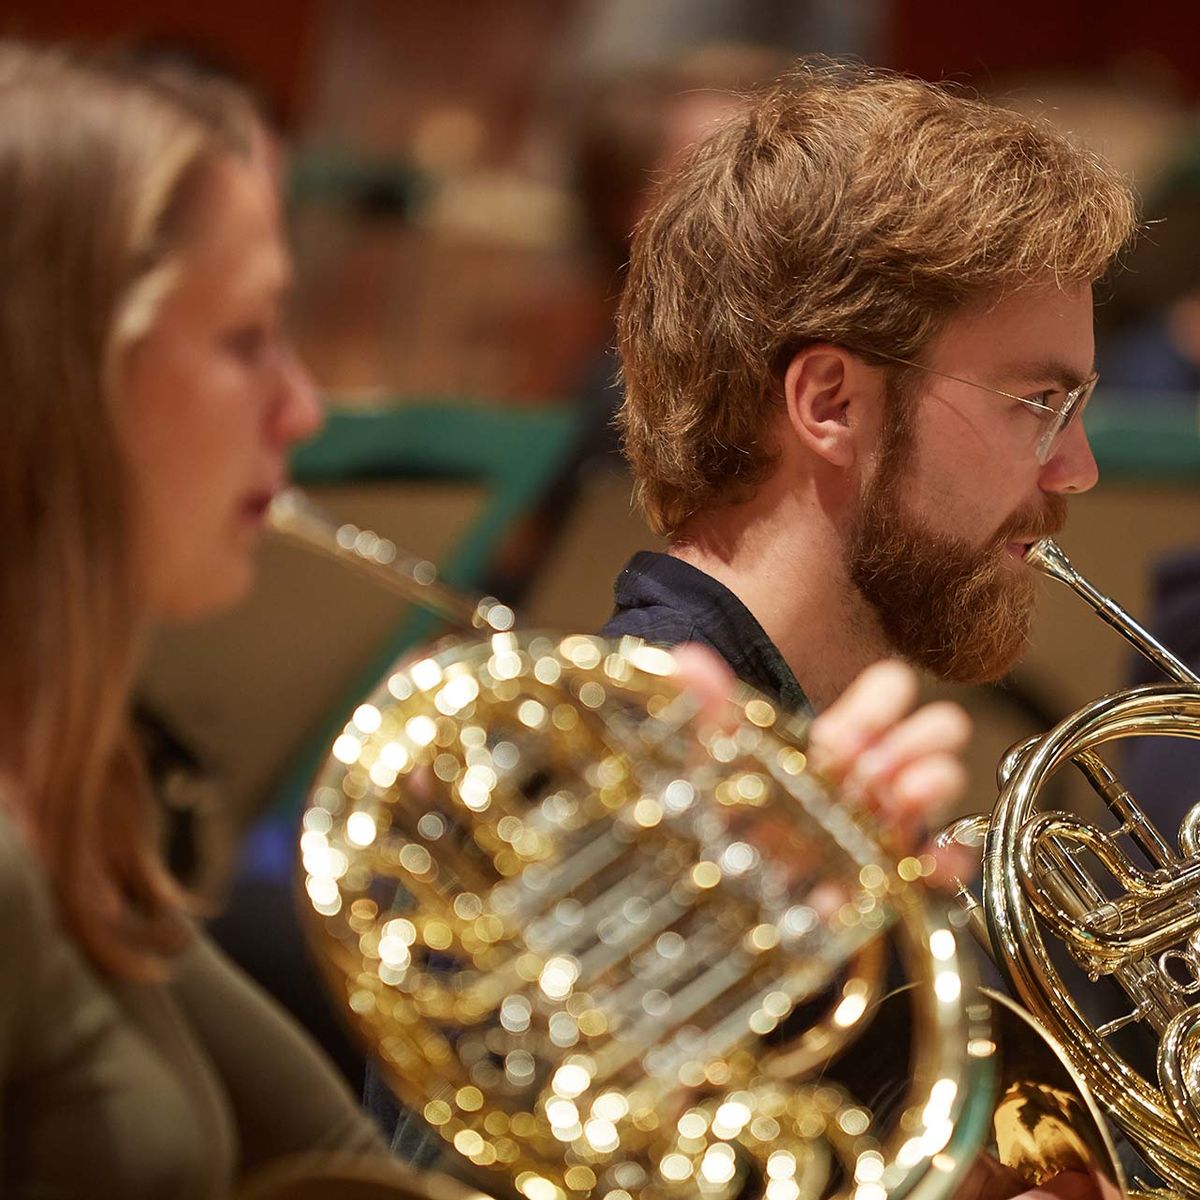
<box><xmin>267</xmin><ymin>488</ymin><xmax>515</xmax><ymax>635</ymax></box>
<box><xmin>1026</xmin><ymin>538</ymin><xmax>1200</xmax><ymax>687</ymax></box>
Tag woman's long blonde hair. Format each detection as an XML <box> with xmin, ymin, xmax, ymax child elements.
<box><xmin>0</xmin><ymin>43</ymin><xmax>252</xmax><ymax>978</ymax></box>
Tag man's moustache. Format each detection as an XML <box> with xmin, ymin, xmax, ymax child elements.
<box><xmin>992</xmin><ymin>494</ymin><xmax>1068</xmax><ymax>547</ymax></box>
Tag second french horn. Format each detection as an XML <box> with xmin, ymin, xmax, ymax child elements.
<box><xmin>939</xmin><ymin>537</ymin><xmax>1200</xmax><ymax>1197</ymax></box>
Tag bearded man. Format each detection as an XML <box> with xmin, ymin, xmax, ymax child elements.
<box><xmin>601</xmin><ymin>60</ymin><xmax>1139</xmax><ymax>1200</ymax></box>
<box><xmin>604</xmin><ymin>60</ymin><xmax>1135</xmax><ymax>725</ymax></box>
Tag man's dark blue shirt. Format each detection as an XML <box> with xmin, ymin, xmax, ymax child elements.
<box><xmin>599</xmin><ymin>550</ymin><xmax>929</xmax><ymax>1121</ymax></box>
<box><xmin>599</xmin><ymin>550</ymin><xmax>811</xmax><ymax>715</ymax></box>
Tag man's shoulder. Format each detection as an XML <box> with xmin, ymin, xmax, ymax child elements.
<box><xmin>600</xmin><ymin>549</ymin><xmax>754</xmax><ymax>666</ymax></box>
<box><xmin>600</xmin><ymin>551</ymin><xmax>811</xmax><ymax>716</ymax></box>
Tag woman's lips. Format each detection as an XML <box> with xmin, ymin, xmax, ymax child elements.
<box><xmin>240</xmin><ymin>487</ymin><xmax>280</xmax><ymax>525</ymax></box>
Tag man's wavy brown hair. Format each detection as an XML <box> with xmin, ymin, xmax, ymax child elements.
<box><xmin>617</xmin><ymin>59</ymin><xmax>1138</xmax><ymax>536</ymax></box>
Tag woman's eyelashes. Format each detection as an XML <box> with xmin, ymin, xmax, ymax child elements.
<box><xmin>223</xmin><ymin>320</ymin><xmax>274</xmax><ymax>366</ymax></box>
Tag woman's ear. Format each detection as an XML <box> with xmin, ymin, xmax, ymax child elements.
<box><xmin>781</xmin><ymin>345</ymin><xmax>876</xmax><ymax>469</ymax></box>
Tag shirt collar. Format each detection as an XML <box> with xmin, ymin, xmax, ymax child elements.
<box><xmin>610</xmin><ymin>551</ymin><xmax>811</xmax><ymax>715</ymax></box>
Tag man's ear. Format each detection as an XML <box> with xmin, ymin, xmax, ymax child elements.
<box><xmin>781</xmin><ymin>345</ymin><xmax>876</xmax><ymax>469</ymax></box>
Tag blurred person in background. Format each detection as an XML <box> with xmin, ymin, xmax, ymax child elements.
<box><xmin>567</xmin><ymin>44</ymin><xmax>791</xmax><ymax>456</ymax></box>
<box><xmin>1098</xmin><ymin>131</ymin><xmax>1200</xmax><ymax>396</ymax></box>
<box><xmin>486</xmin><ymin>45</ymin><xmax>787</xmax><ymax>603</ymax></box>
<box><xmin>1103</xmin><ymin>171</ymin><xmax>1200</xmax><ymax>838</ymax></box>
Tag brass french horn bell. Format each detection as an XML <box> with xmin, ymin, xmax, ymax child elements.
<box><xmin>271</xmin><ymin>491</ymin><xmax>1131</xmax><ymax>1199</ymax></box>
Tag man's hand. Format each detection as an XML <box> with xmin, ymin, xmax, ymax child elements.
<box><xmin>951</xmin><ymin>1154</ymin><xmax>1120</xmax><ymax>1200</ymax></box>
<box><xmin>807</xmin><ymin>658</ymin><xmax>971</xmax><ymax>852</ymax></box>
<box><xmin>671</xmin><ymin>650</ymin><xmax>973</xmax><ymax>873</ymax></box>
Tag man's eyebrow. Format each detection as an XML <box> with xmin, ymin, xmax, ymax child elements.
<box><xmin>993</xmin><ymin>357</ymin><xmax>1096</xmax><ymax>389</ymax></box>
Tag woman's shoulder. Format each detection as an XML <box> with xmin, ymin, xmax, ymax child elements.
<box><xmin>0</xmin><ymin>805</ymin><xmax>60</xmax><ymax>1058</ymax></box>
<box><xmin>0</xmin><ymin>801</ymin><xmax>33</xmax><ymax>870</ymax></box>
<box><xmin>0</xmin><ymin>805</ymin><xmax>55</xmax><ymax>934</ymax></box>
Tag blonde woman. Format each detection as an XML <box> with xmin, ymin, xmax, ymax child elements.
<box><xmin>0</xmin><ymin>41</ymin><xmax>978</xmax><ymax>1200</ymax></box>
<box><xmin>0</xmin><ymin>43</ymin><xmax>395</xmax><ymax>1198</ymax></box>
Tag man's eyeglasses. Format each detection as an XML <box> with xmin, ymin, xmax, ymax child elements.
<box><xmin>867</xmin><ymin>349</ymin><xmax>1098</xmax><ymax>465</ymax></box>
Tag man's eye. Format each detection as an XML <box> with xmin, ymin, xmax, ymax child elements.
<box><xmin>1024</xmin><ymin>391</ymin><xmax>1061</xmax><ymax>413</ymax></box>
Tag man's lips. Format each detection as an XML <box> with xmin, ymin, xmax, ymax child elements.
<box><xmin>1003</xmin><ymin>530</ymin><xmax>1065</xmax><ymax>563</ymax></box>
<box><xmin>995</xmin><ymin>497</ymin><xmax>1068</xmax><ymax>561</ymax></box>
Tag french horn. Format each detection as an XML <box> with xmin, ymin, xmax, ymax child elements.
<box><xmin>937</xmin><ymin>538</ymin><xmax>1200</xmax><ymax>1198</ymax></box>
<box><xmin>270</xmin><ymin>491</ymin><xmax>1123</xmax><ymax>1199</ymax></box>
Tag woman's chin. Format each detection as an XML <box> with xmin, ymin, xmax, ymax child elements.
<box><xmin>150</xmin><ymin>556</ymin><xmax>256</xmax><ymax>624</ymax></box>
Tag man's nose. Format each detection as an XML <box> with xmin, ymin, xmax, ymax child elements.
<box><xmin>1040</xmin><ymin>417</ymin><xmax>1099</xmax><ymax>496</ymax></box>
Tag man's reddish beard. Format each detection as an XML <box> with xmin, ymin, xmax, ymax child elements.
<box><xmin>847</xmin><ymin>415</ymin><xmax>1066</xmax><ymax>683</ymax></box>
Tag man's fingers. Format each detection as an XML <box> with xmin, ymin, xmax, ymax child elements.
<box><xmin>921</xmin><ymin>838</ymin><xmax>980</xmax><ymax>890</ymax></box>
<box><xmin>671</xmin><ymin>642</ymin><xmax>738</xmax><ymax>728</ymax></box>
<box><xmin>841</xmin><ymin>702</ymin><xmax>972</xmax><ymax>824</ymax></box>
<box><xmin>668</xmin><ymin>649</ymin><xmax>972</xmax><ymax>866</ymax></box>
<box><xmin>809</xmin><ymin>659</ymin><xmax>918</xmax><ymax>778</ymax></box>
<box><xmin>891</xmin><ymin>752</ymin><xmax>969</xmax><ymax>819</ymax></box>
<box><xmin>843</xmin><ymin>700</ymin><xmax>971</xmax><ymax>795</ymax></box>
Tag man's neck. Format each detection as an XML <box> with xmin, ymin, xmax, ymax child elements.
<box><xmin>670</xmin><ymin>490</ymin><xmax>894</xmax><ymax>711</ymax></box>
